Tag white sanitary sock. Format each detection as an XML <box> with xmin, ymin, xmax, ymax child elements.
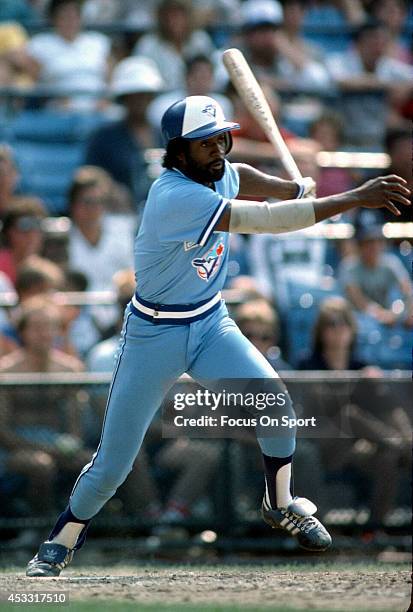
<box><xmin>51</xmin><ymin>522</ymin><xmax>85</xmax><ymax>549</ymax></box>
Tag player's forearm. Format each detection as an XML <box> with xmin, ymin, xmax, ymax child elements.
<box><xmin>234</xmin><ymin>163</ymin><xmax>298</xmax><ymax>199</ymax></box>
<box><xmin>312</xmin><ymin>190</ymin><xmax>360</xmax><ymax>222</ymax></box>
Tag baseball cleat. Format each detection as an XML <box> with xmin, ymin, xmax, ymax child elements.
<box><xmin>262</xmin><ymin>496</ymin><xmax>332</xmax><ymax>551</ymax></box>
<box><xmin>26</xmin><ymin>542</ymin><xmax>74</xmax><ymax>577</ymax></box>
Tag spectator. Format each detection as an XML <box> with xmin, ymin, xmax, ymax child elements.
<box><xmin>0</xmin><ymin>295</ymin><xmax>90</xmax><ymax>514</ymax></box>
<box><xmin>191</xmin><ymin>0</ymin><xmax>242</xmax><ymax>44</ymax></box>
<box><xmin>26</xmin><ymin>0</ymin><xmax>111</xmax><ymax>110</ymax></box>
<box><xmin>309</xmin><ymin>111</ymin><xmax>356</xmax><ymax>197</ymax></box>
<box><xmin>82</xmin><ymin>0</ymin><xmax>156</xmax><ymax>30</ymax></box>
<box><xmin>15</xmin><ymin>255</ymin><xmax>64</xmax><ymax>302</ymax></box>
<box><xmin>0</xmin><ymin>294</ymin><xmax>83</xmax><ymax>372</ymax></box>
<box><xmin>134</xmin><ymin>0</ymin><xmax>215</xmax><ymax>92</ymax></box>
<box><xmin>0</xmin><ymin>197</ymin><xmax>46</xmax><ymax>286</ymax></box>
<box><xmin>0</xmin><ymin>255</ymin><xmax>65</xmax><ymax>350</ymax></box>
<box><xmin>0</xmin><ymin>271</ymin><xmax>18</xmax><ymax>358</ymax></box>
<box><xmin>147</xmin><ymin>54</ymin><xmax>233</xmax><ymax>140</ymax></box>
<box><xmin>380</xmin><ymin>127</ymin><xmax>412</xmax><ymax>222</ymax></box>
<box><xmin>0</xmin><ymin>145</ymin><xmax>19</xmax><ymax>215</ymax></box>
<box><xmin>67</xmin><ymin>166</ymin><xmax>134</xmax><ymax>331</ymax></box>
<box><xmin>370</xmin><ymin>0</ymin><xmax>411</xmax><ymax>64</ymax></box>
<box><xmin>326</xmin><ymin>20</ymin><xmax>413</xmax><ymax>147</ymax></box>
<box><xmin>299</xmin><ymin>296</ymin><xmax>365</xmax><ymax>370</ymax></box>
<box><xmin>236</xmin><ymin>299</ymin><xmax>292</xmax><ymax>371</ymax></box>
<box><xmin>227</xmin><ymin>275</ymin><xmax>268</xmax><ymax>303</ymax></box>
<box><xmin>85</xmin><ymin>57</ymin><xmax>164</xmax><ymax>213</ymax></box>
<box><xmin>0</xmin><ymin>22</ymin><xmax>37</xmax><ymax>89</ymax></box>
<box><xmin>236</xmin><ymin>0</ymin><xmax>330</xmax><ymax>93</ymax></box>
<box><xmin>279</xmin><ymin>0</ymin><xmax>326</xmax><ymax>64</ymax></box>
<box><xmin>298</xmin><ymin>295</ymin><xmax>411</xmax><ymax>524</ymax></box>
<box><xmin>338</xmin><ymin>209</ymin><xmax>413</xmax><ymax>326</ymax></box>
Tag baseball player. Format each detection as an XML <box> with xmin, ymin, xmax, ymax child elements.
<box><xmin>26</xmin><ymin>96</ymin><xmax>410</xmax><ymax>576</ymax></box>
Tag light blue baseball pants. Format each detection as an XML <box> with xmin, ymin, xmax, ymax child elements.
<box><xmin>70</xmin><ymin>301</ymin><xmax>296</xmax><ymax>520</ymax></box>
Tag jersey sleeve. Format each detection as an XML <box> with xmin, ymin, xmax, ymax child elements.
<box><xmin>156</xmin><ymin>179</ymin><xmax>229</xmax><ymax>247</ymax></box>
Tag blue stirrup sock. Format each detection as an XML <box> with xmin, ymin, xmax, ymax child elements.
<box><xmin>262</xmin><ymin>453</ymin><xmax>294</xmax><ymax>509</ymax></box>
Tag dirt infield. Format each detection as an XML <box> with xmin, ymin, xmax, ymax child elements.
<box><xmin>0</xmin><ymin>562</ymin><xmax>411</xmax><ymax>611</ymax></box>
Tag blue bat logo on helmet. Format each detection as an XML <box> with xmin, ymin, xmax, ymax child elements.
<box><xmin>202</xmin><ymin>104</ymin><xmax>217</xmax><ymax>118</ymax></box>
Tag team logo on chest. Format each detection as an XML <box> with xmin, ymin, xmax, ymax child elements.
<box><xmin>192</xmin><ymin>239</ymin><xmax>225</xmax><ymax>281</ymax></box>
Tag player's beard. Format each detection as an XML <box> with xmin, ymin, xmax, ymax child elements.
<box><xmin>183</xmin><ymin>154</ymin><xmax>225</xmax><ymax>184</ymax></box>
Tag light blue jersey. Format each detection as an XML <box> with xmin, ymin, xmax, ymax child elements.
<box><xmin>134</xmin><ymin>160</ymin><xmax>239</xmax><ymax>304</ymax></box>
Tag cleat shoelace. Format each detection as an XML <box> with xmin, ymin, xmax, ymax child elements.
<box><xmin>281</xmin><ymin>510</ymin><xmax>319</xmax><ymax>534</ymax></box>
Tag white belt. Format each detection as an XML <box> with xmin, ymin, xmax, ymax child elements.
<box><xmin>131</xmin><ymin>291</ymin><xmax>222</xmax><ymax>320</ymax></box>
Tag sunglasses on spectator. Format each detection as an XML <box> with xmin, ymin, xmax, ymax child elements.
<box><xmin>76</xmin><ymin>196</ymin><xmax>104</xmax><ymax>206</ymax></box>
<box><xmin>14</xmin><ymin>216</ymin><xmax>43</xmax><ymax>232</ymax></box>
<box><xmin>324</xmin><ymin>318</ymin><xmax>349</xmax><ymax>328</ymax></box>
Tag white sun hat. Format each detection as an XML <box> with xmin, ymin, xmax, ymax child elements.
<box><xmin>110</xmin><ymin>56</ymin><xmax>164</xmax><ymax>97</ymax></box>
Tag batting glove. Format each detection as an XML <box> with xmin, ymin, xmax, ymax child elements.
<box><xmin>295</xmin><ymin>177</ymin><xmax>316</xmax><ymax>198</ymax></box>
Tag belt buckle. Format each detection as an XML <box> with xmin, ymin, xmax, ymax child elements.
<box><xmin>152</xmin><ymin>304</ymin><xmax>160</xmax><ymax>322</ymax></box>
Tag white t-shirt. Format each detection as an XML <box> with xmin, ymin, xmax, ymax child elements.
<box><xmin>68</xmin><ymin>214</ymin><xmax>134</xmax><ymax>292</ymax></box>
<box><xmin>68</xmin><ymin>214</ymin><xmax>135</xmax><ymax>328</ymax></box>
<box><xmin>326</xmin><ymin>48</ymin><xmax>413</xmax><ymax>83</ymax></box>
<box><xmin>27</xmin><ymin>31</ymin><xmax>110</xmax><ymax>93</ymax></box>
<box><xmin>134</xmin><ymin>31</ymin><xmax>215</xmax><ymax>91</ymax></box>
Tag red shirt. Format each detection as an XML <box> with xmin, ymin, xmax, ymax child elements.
<box><xmin>0</xmin><ymin>249</ymin><xmax>17</xmax><ymax>285</ymax></box>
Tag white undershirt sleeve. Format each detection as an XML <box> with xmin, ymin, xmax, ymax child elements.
<box><xmin>229</xmin><ymin>198</ymin><xmax>316</xmax><ymax>235</ymax></box>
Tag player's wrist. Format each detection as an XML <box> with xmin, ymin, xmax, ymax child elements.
<box><xmin>295</xmin><ymin>177</ymin><xmax>316</xmax><ymax>199</ymax></box>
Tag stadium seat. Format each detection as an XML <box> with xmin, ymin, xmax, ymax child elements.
<box><xmin>354</xmin><ymin>313</ymin><xmax>411</xmax><ymax>369</ymax></box>
<box><xmin>7</xmin><ymin>110</ymin><xmax>109</xmax><ymax>213</ymax></box>
<box><xmin>10</xmin><ymin>110</ymin><xmax>108</xmax><ymax>143</ymax></box>
<box><xmin>285</xmin><ymin>305</ymin><xmax>317</xmax><ymax>366</ymax></box>
<box><xmin>377</xmin><ymin>326</ymin><xmax>411</xmax><ymax>369</ymax></box>
<box><xmin>354</xmin><ymin>313</ymin><xmax>383</xmax><ymax>366</ymax></box>
<box><xmin>13</xmin><ymin>141</ymin><xmax>83</xmax><ymax>214</ymax></box>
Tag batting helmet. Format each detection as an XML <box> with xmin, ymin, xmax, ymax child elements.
<box><xmin>161</xmin><ymin>96</ymin><xmax>240</xmax><ymax>150</ymax></box>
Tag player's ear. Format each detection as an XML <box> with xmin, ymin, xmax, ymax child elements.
<box><xmin>224</xmin><ymin>132</ymin><xmax>232</xmax><ymax>154</ymax></box>
<box><xmin>176</xmin><ymin>149</ymin><xmax>187</xmax><ymax>165</ymax></box>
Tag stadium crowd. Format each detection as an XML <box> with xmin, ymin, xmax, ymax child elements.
<box><xmin>0</xmin><ymin>0</ymin><xmax>411</xmax><ymax>535</ymax></box>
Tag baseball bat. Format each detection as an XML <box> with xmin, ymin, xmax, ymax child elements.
<box><xmin>223</xmin><ymin>47</ymin><xmax>302</xmax><ymax>181</ymax></box>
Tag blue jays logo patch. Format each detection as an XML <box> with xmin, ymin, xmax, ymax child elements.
<box><xmin>202</xmin><ymin>104</ymin><xmax>217</xmax><ymax>118</ymax></box>
<box><xmin>192</xmin><ymin>239</ymin><xmax>225</xmax><ymax>281</ymax></box>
